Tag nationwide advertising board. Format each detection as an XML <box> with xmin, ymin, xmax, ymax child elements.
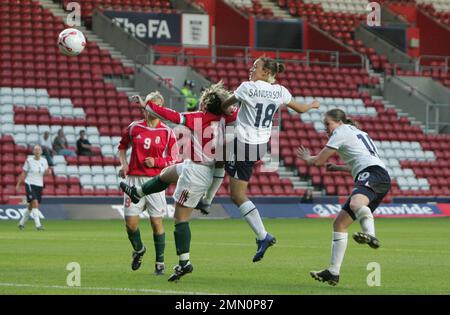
<box><xmin>223</xmin><ymin>203</ymin><xmax>450</xmax><ymax>218</ymax></box>
<box><xmin>1</xmin><ymin>203</ymin><xmax>449</xmax><ymax>221</ymax></box>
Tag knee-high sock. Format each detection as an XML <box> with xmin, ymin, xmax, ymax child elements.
<box><xmin>127</xmin><ymin>227</ymin><xmax>144</xmax><ymax>252</ymax></box>
<box><xmin>355</xmin><ymin>206</ymin><xmax>375</xmax><ymax>236</ymax></box>
<box><xmin>202</xmin><ymin>168</ymin><xmax>225</xmax><ymax>205</ymax></box>
<box><xmin>31</xmin><ymin>208</ymin><xmax>42</xmax><ymax>228</ymax></box>
<box><xmin>19</xmin><ymin>210</ymin><xmax>30</xmax><ymax>226</ymax></box>
<box><xmin>239</xmin><ymin>201</ymin><xmax>267</xmax><ymax>241</ymax></box>
<box><xmin>329</xmin><ymin>232</ymin><xmax>348</xmax><ymax>275</ymax></box>
<box><xmin>174</xmin><ymin>222</ymin><xmax>191</xmax><ymax>266</ymax></box>
<box><xmin>137</xmin><ymin>176</ymin><xmax>170</xmax><ymax>197</ymax></box>
<box><xmin>153</xmin><ymin>233</ymin><xmax>165</xmax><ymax>263</ymax></box>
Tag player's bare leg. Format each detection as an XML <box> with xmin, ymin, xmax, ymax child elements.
<box><xmin>125</xmin><ymin>215</ymin><xmax>146</xmax><ymax>271</ymax></box>
<box><xmin>150</xmin><ymin>216</ymin><xmax>165</xmax><ymax>275</ymax></box>
<box><xmin>195</xmin><ymin>162</ymin><xmax>226</xmax><ymax>215</ymax></box>
<box><xmin>230</xmin><ymin>177</ymin><xmax>275</xmax><ymax>262</ymax></box>
<box><xmin>168</xmin><ymin>204</ymin><xmax>194</xmax><ymax>282</ymax></box>
<box><xmin>120</xmin><ymin>165</ymin><xmax>179</xmax><ymax>203</ymax></box>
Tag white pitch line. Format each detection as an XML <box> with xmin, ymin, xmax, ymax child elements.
<box><xmin>1</xmin><ymin>236</ymin><xmax>448</xmax><ymax>254</ymax></box>
<box><xmin>0</xmin><ymin>282</ymin><xmax>224</xmax><ymax>295</ymax></box>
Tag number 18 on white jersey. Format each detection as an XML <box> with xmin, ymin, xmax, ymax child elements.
<box><xmin>234</xmin><ymin>80</ymin><xmax>292</xmax><ymax>145</ymax></box>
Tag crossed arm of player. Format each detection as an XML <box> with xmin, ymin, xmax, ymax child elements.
<box><xmin>297</xmin><ymin>146</ymin><xmax>351</xmax><ymax>173</ymax></box>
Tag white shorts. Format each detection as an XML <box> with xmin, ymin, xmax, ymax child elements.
<box><xmin>173</xmin><ymin>160</ymin><xmax>214</xmax><ymax>208</ymax></box>
<box><xmin>123</xmin><ymin>176</ymin><xmax>167</xmax><ymax>217</ymax></box>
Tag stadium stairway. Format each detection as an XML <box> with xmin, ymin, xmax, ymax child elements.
<box><xmin>259</xmin><ymin>0</ymin><xmax>293</xmax><ymax>18</ymax></box>
<box><xmin>225</xmin><ymin>0</ymin><xmax>277</xmax><ymax>19</ymax></box>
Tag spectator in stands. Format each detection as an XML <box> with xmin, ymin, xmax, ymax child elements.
<box><xmin>53</xmin><ymin>129</ymin><xmax>76</xmax><ymax>157</ymax></box>
<box><xmin>39</xmin><ymin>131</ymin><xmax>55</xmax><ymax>166</ymax></box>
<box><xmin>301</xmin><ymin>189</ymin><xmax>314</xmax><ymax>204</ymax></box>
<box><xmin>76</xmin><ymin>130</ymin><xmax>93</xmax><ymax>156</ymax></box>
<box><xmin>181</xmin><ymin>79</ymin><xmax>199</xmax><ymax>112</ymax></box>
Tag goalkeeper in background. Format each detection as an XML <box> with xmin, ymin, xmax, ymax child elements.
<box><xmin>118</xmin><ymin>91</ymin><xmax>179</xmax><ymax>276</ymax></box>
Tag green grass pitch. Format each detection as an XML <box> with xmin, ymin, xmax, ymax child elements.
<box><xmin>1</xmin><ymin>218</ymin><xmax>450</xmax><ymax>295</ymax></box>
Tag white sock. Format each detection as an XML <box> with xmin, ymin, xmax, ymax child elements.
<box><xmin>31</xmin><ymin>208</ymin><xmax>42</xmax><ymax>228</ymax></box>
<box><xmin>202</xmin><ymin>168</ymin><xmax>225</xmax><ymax>205</ymax></box>
<box><xmin>239</xmin><ymin>201</ymin><xmax>267</xmax><ymax>240</ymax></box>
<box><xmin>356</xmin><ymin>206</ymin><xmax>375</xmax><ymax>236</ymax></box>
<box><xmin>19</xmin><ymin>210</ymin><xmax>30</xmax><ymax>226</ymax></box>
<box><xmin>179</xmin><ymin>253</ymin><xmax>190</xmax><ymax>262</ymax></box>
<box><xmin>136</xmin><ymin>186</ymin><xmax>144</xmax><ymax>197</ymax></box>
<box><xmin>329</xmin><ymin>232</ymin><xmax>348</xmax><ymax>276</ymax></box>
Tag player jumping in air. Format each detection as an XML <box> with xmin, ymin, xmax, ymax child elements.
<box><xmin>118</xmin><ymin>92</ymin><xmax>178</xmax><ymax>275</ymax></box>
<box><xmin>120</xmin><ymin>83</ymin><xmax>235</xmax><ymax>281</ymax></box>
<box><xmin>220</xmin><ymin>57</ymin><xmax>320</xmax><ymax>262</ymax></box>
<box><xmin>16</xmin><ymin>144</ymin><xmax>51</xmax><ymax>231</ymax></box>
<box><xmin>297</xmin><ymin>109</ymin><xmax>391</xmax><ymax>286</ymax></box>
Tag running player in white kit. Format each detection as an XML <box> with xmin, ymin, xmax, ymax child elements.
<box><xmin>297</xmin><ymin>108</ymin><xmax>391</xmax><ymax>286</ymax></box>
<box><xmin>221</xmin><ymin>57</ymin><xmax>320</xmax><ymax>262</ymax></box>
<box><xmin>16</xmin><ymin>145</ymin><xmax>51</xmax><ymax>231</ymax></box>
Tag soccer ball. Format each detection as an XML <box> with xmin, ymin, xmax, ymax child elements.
<box><xmin>57</xmin><ymin>28</ymin><xmax>86</xmax><ymax>57</ymax></box>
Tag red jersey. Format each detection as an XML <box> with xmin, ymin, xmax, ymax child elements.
<box><xmin>144</xmin><ymin>102</ymin><xmax>238</xmax><ymax>165</ymax></box>
<box><xmin>118</xmin><ymin>120</ymin><xmax>178</xmax><ymax>177</ymax></box>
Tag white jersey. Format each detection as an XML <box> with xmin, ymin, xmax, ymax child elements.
<box><xmin>234</xmin><ymin>80</ymin><xmax>292</xmax><ymax>144</ymax></box>
<box><xmin>326</xmin><ymin>124</ymin><xmax>386</xmax><ymax>179</ymax></box>
<box><xmin>23</xmin><ymin>156</ymin><xmax>48</xmax><ymax>187</ymax></box>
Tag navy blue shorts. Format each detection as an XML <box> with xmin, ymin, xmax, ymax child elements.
<box><xmin>342</xmin><ymin>166</ymin><xmax>391</xmax><ymax>220</ymax></box>
<box><xmin>225</xmin><ymin>138</ymin><xmax>268</xmax><ymax>182</ymax></box>
<box><xmin>25</xmin><ymin>184</ymin><xmax>43</xmax><ymax>203</ymax></box>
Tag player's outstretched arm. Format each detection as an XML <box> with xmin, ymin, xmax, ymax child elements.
<box><xmin>287</xmin><ymin>99</ymin><xmax>320</xmax><ymax>113</ymax></box>
<box><xmin>130</xmin><ymin>95</ymin><xmax>184</xmax><ymax>125</ymax></box>
<box><xmin>326</xmin><ymin>163</ymin><xmax>351</xmax><ymax>173</ymax></box>
<box><xmin>144</xmin><ymin>101</ymin><xmax>185</xmax><ymax>125</ymax></box>
<box><xmin>297</xmin><ymin>146</ymin><xmax>336</xmax><ymax>167</ymax></box>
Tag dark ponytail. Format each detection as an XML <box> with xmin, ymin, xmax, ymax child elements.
<box><xmin>325</xmin><ymin>108</ymin><xmax>358</xmax><ymax>128</ymax></box>
<box><xmin>344</xmin><ymin>117</ymin><xmax>357</xmax><ymax>127</ymax></box>
<box><xmin>258</xmin><ymin>57</ymin><xmax>284</xmax><ymax>83</ymax></box>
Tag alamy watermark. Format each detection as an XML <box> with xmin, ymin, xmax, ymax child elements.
<box><xmin>366</xmin><ymin>262</ymin><xmax>381</xmax><ymax>287</ymax></box>
<box><xmin>65</xmin><ymin>2</ymin><xmax>81</xmax><ymax>27</ymax></box>
<box><xmin>66</xmin><ymin>262</ymin><xmax>81</xmax><ymax>287</ymax></box>
<box><xmin>366</xmin><ymin>2</ymin><xmax>381</xmax><ymax>27</ymax></box>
